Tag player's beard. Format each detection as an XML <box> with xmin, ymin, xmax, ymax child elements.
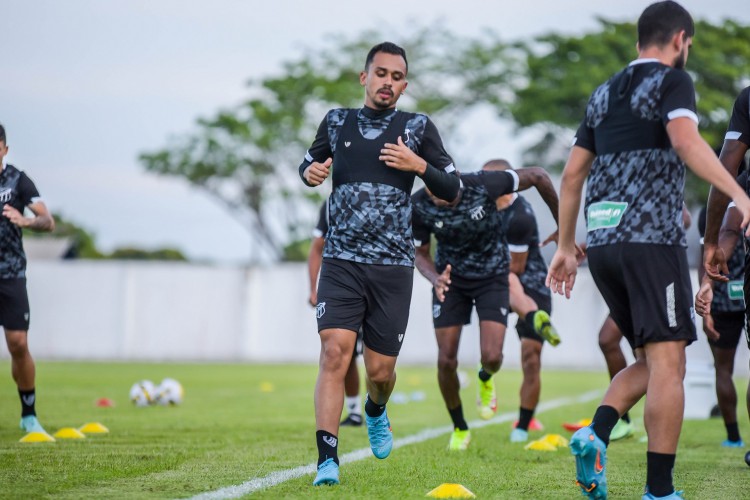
<box><xmin>673</xmin><ymin>47</ymin><xmax>687</xmax><ymax>70</ymax></box>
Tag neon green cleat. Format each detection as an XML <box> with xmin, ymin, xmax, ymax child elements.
<box><xmin>609</xmin><ymin>418</ymin><xmax>634</xmax><ymax>441</ymax></box>
<box><xmin>477</xmin><ymin>373</ymin><xmax>497</xmax><ymax>420</ymax></box>
<box><xmin>534</xmin><ymin>310</ymin><xmax>561</xmax><ymax>346</ymax></box>
<box><xmin>448</xmin><ymin>429</ymin><xmax>471</xmax><ymax>451</ymax></box>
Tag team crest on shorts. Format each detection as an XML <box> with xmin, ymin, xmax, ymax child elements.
<box><xmin>316</xmin><ymin>302</ymin><xmax>326</xmax><ymax>319</ymax></box>
<box><xmin>433</xmin><ymin>304</ymin><xmax>441</xmax><ymax>318</ymax></box>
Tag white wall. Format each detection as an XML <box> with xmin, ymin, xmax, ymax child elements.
<box><xmin>1</xmin><ymin>261</ymin><xmax>748</xmax><ymax>376</ymax></box>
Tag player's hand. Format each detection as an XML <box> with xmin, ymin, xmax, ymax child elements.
<box><xmin>694</xmin><ymin>278</ymin><xmax>713</xmax><ymax>317</ymax></box>
<box><xmin>574</xmin><ymin>241</ymin><xmax>588</xmax><ymax>266</ymax></box>
<box><xmin>2</xmin><ymin>204</ymin><xmax>27</xmax><ymax>227</ymax></box>
<box><xmin>703</xmin><ymin>243</ymin><xmax>729</xmax><ymax>282</ymax></box>
<box><xmin>546</xmin><ymin>248</ymin><xmax>578</xmax><ymax>299</ymax></box>
<box><xmin>304</xmin><ymin>158</ymin><xmax>332</xmax><ymax>186</ymax></box>
<box><xmin>380</xmin><ymin>136</ymin><xmax>427</xmax><ymax>174</ymax></box>
<box><xmin>433</xmin><ymin>264</ymin><xmax>452</xmax><ymax>303</ymax></box>
<box><xmin>308</xmin><ymin>290</ymin><xmax>318</xmax><ymax>308</ymax></box>
<box><xmin>702</xmin><ymin>314</ymin><xmax>720</xmax><ymax>342</ymax></box>
<box><xmin>540</xmin><ymin>230</ymin><xmax>558</xmax><ymax>247</ymax></box>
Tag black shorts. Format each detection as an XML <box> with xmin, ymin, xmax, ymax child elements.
<box><xmin>432</xmin><ymin>273</ymin><xmax>509</xmax><ymax>328</ymax></box>
<box><xmin>588</xmin><ymin>243</ymin><xmax>696</xmax><ymax>350</ymax></box>
<box><xmin>708</xmin><ymin>310</ymin><xmax>745</xmax><ymax>350</ymax></box>
<box><xmin>516</xmin><ymin>288</ymin><xmax>552</xmax><ymax>343</ymax></box>
<box><xmin>316</xmin><ymin>258</ymin><xmax>413</xmax><ymax>357</ymax></box>
<box><xmin>0</xmin><ymin>278</ymin><xmax>30</xmax><ymax>331</ymax></box>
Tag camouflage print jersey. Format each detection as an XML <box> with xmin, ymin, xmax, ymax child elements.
<box><xmin>0</xmin><ymin>164</ymin><xmax>41</xmax><ymax>279</ymax></box>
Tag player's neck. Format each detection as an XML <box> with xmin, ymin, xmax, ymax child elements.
<box><xmin>635</xmin><ymin>48</ymin><xmax>675</xmax><ymax>68</ymax></box>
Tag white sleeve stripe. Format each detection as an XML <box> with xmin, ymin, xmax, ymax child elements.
<box><xmin>304</xmin><ymin>151</ymin><xmax>313</xmax><ymax>162</ymax></box>
<box><xmin>508</xmin><ymin>244</ymin><xmax>530</xmax><ymax>253</ymax></box>
<box><xmin>728</xmin><ymin>201</ymin><xmax>737</xmax><ymax>208</ymax></box>
<box><xmin>725</xmin><ymin>131</ymin><xmax>742</xmax><ymax>141</ymax></box>
<box><xmin>28</xmin><ymin>196</ymin><xmax>43</xmax><ymax>205</ymax></box>
<box><xmin>444</xmin><ymin>164</ymin><xmax>456</xmax><ymax>173</ymax></box>
<box><xmin>667</xmin><ymin>108</ymin><xmax>699</xmax><ymax>124</ymax></box>
<box><xmin>699</xmin><ymin>237</ymin><xmax>705</xmax><ymax>245</ymax></box>
<box><xmin>570</xmin><ymin>137</ymin><xmax>578</xmax><ymax>147</ymax></box>
<box><xmin>312</xmin><ymin>229</ymin><xmax>323</xmax><ymax>238</ymax></box>
<box><xmin>413</xmin><ymin>239</ymin><xmax>423</xmax><ymax>246</ymax></box>
<box><xmin>508</xmin><ymin>170</ymin><xmax>520</xmax><ymax>191</ymax></box>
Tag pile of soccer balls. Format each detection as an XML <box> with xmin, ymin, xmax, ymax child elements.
<box><xmin>129</xmin><ymin>378</ymin><xmax>184</xmax><ymax>407</ymax></box>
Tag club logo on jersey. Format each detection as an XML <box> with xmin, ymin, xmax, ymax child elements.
<box><xmin>316</xmin><ymin>302</ymin><xmax>326</xmax><ymax>319</ymax></box>
<box><xmin>22</xmin><ymin>394</ymin><xmax>35</xmax><ymax>407</ymax></box>
<box><xmin>433</xmin><ymin>304</ymin><xmax>441</xmax><ymax>318</ymax></box>
<box><xmin>322</xmin><ymin>435</ymin><xmax>338</xmax><ymax>447</ymax></box>
<box><xmin>469</xmin><ymin>205</ymin><xmax>486</xmax><ymax>220</ymax></box>
<box><xmin>344</xmin><ymin>141</ymin><xmax>351</xmax><ymax>148</ymax></box>
<box><xmin>403</xmin><ymin>128</ymin><xmax>412</xmax><ymax>144</ymax></box>
<box><xmin>398</xmin><ymin>334</ymin><xmax>404</xmax><ymax>343</ymax></box>
<box><xmin>435</xmin><ymin>221</ymin><xmax>444</xmax><ymax>228</ymax></box>
<box><xmin>0</xmin><ymin>188</ymin><xmax>11</xmax><ymax>203</ymax></box>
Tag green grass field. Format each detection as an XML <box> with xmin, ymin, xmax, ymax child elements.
<box><xmin>0</xmin><ymin>361</ymin><xmax>748</xmax><ymax>499</ymax></box>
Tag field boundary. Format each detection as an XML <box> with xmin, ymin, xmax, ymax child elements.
<box><xmin>188</xmin><ymin>389</ymin><xmax>602</xmax><ymax>499</ymax></box>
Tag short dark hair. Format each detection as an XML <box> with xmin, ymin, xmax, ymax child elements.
<box><xmin>0</xmin><ymin>124</ymin><xmax>5</xmax><ymax>144</ymax></box>
<box><xmin>365</xmin><ymin>42</ymin><xmax>408</xmax><ymax>74</ymax></box>
<box><xmin>638</xmin><ymin>1</ymin><xmax>694</xmax><ymax>48</ymax></box>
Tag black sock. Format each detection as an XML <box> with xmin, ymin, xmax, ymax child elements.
<box><xmin>621</xmin><ymin>411</ymin><xmax>631</xmax><ymax>424</ymax></box>
<box><xmin>646</xmin><ymin>451</ymin><xmax>675</xmax><ymax>497</ymax></box>
<box><xmin>364</xmin><ymin>395</ymin><xmax>385</xmax><ymax>418</ymax></box>
<box><xmin>524</xmin><ymin>311</ymin><xmax>538</xmax><ymax>328</ymax></box>
<box><xmin>478</xmin><ymin>368</ymin><xmax>492</xmax><ymax>382</ymax></box>
<box><xmin>591</xmin><ymin>405</ymin><xmax>619</xmax><ymax>446</ymax></box>
<box><xmin>316</xmin><ymin>430</ymin><xmax>339</xmax><ymax>466</ymax></box>
<box><xmin>448</xmin><ymin>405</ymin><xmax>469</xmax><ymax>431</ymax></box>
<box><xmin>19</xmin><ymin>388</ymin><xmax>36</xmax><ymax>418</ymax></box>
<box><xmin>726</xmin><ymin>422</ymin><xmax>741</xmax><ymax>443</ymax></box>
<box><xmin>517</xmin><ymin>407</ymin><xmax>534</xmax><ymax>431</ymax></box>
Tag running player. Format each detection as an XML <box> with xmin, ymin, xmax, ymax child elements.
<box><xmin>697</xmin><ymin>203</ymin><xmax>746</xmax><ymax>447</ymax></box>
<box><xmin>412</xmin><ymin>166</ymin><xmax>559</xmax><ymax>450</ymax></box>
<box><xmin>546</xmin><ymin>3</ymin><xmax>750</xmax><ymax>498</ymax></box>
<box><xmin>0</xmin><ymin>123</ymin><xmax>56</xmax><ymax>435</ymax></box>
<box><xmin>483</xmin><ymin>159</ymin><xmax>561</xmax><ymax>442</ymax></box>
<box><xmin>308</xmin><ymin>199</ymin><xmax>363</xmax><ymax>427</ymax></box>
<box><xmin>300</xmin><ymin>42</ymin><xmax>460</xmax><ymax>486</ymax></box>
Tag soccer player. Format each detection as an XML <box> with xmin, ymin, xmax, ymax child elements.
<box><xmin>697</xmin><ymin>204</ymin><xmax>746</xmax><ymax>447</ymax></box>
<box><xmin>483</xmin><ymin>159</ymin><xmax>561</xmax><ymax>442</ymax></box>
<box><xmin>0</xmin><ymin>123</ymin><xmax>55</xmax><ymax>435</ymax></box>
<box><xmin>412</xmin><ymin>166</ymin><xmax>559</xmax><ymax>450</ymax></box>
<box><xmin>546</xmin><ymin>3</ymin><xmax>750</xmax><ymax>498</ymax></box>
<box><xmin>308</xmin><ymin>199</ymin><xmax>363</xmax><ymax>427</ymax></box>
<box><xmin>299</xmin><ymin>42</ymin><xmax>460</xmax><ymax>486</ymax></box>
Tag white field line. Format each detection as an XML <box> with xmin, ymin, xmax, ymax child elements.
<box><xmin>187</xmin><ymin>389</ymin><xmax>601</xmax><ymax>500</ymax></box>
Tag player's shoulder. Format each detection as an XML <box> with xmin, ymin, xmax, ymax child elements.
<box><xmin>325</xmin><ymin>108</ymin><xmax>352</xmax><ymax>124</ymax></box>
<box><xmin>735</xmin><ymin>86</ymin><xmax>750</xmax><ymax>107</ymax></box>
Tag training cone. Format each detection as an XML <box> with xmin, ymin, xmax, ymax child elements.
<box><xmin>541</xmin><ymin>433</ymin><xmax>568</xmax><ymax>447</ymax></box>
<box><xmin>95</xmin><ymin>398</ymin><xmax>115</xmax><ymax>408</ymax></box>
<box><xmin>524</xmin><ymin>439</ymin><xmax>557</xmax><ymax>451</ymax></box>
<box><xmin>426</xmin><ymin>483</ymin><xmax>476</xmax><ymax>499</ymax></box>
<box><xmin>562</xmin><ymin>418</ymin><xmax>592</xmax><ymax>432</ymax></box>
<box><xmin>19</xmin><ymin>432</ymin><xmax>55</xmax><ymax>443</ymax></box>
<box><xmin>79</xmin><ymin>422</ymin><xmax>109</xmax><ymax>434</ymax></box>
<box><xmin>54</xmin><ymin>427</ymin><xmax>87</xmax><ymax>439</ymax></box>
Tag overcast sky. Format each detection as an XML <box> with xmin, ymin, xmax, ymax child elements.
<box><xmin>2</xmin><ymin>0</ymin><xmax>747</xmax><ymax>263</ymax></box>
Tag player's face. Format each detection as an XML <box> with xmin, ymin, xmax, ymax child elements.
<box><xmin>0</xmin><ymin>142</ymin><xmax>7</xmax><ymax>164</ymax></box>
<box><xmin>360</xmin><ymin>52</ymin><xmax>408</xmax><ymax>110</ymax></box>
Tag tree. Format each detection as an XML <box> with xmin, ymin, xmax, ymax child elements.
<box><xmin>506</xmin><ymin>19</ymin><xmax>750</xmax><ymax>204</ymax></box>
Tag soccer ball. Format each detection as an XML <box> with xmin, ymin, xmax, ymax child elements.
<box><xmin>155</xmin><ymin>378</ymin><xmax>184</xmax><ymax>406</ymax></box>
<box><xmin>129</xmin><ymin>380</ymin><xmax>156</xmax><ymax>407</ymax></box>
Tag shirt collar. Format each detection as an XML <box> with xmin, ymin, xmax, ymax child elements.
<box><xmin>628</xmin><ymin>58</ymin><xmax>661</xmax><ymax>66</ymax></box>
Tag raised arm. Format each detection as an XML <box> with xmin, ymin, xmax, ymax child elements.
<box><xmin>514</xmin><ymin>167</ymin><xmax>559</xmax><ymax>226</ymax></box>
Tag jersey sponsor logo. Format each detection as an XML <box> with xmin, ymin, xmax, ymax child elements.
<box><xmin>316</xmin><ymin>302</ymin><xmax>326</xmax><ymax>319</ymax></box>
<box><xmin>322</xmin><ymin>435</ymin><xmax>338</xmax><ymax>448</ymax></box>
<box><xmin>344</xmin><ymin>141</ymin><xmax>351</xmax><ymax>148</ymax></box>
<box><xmin>22</xmin><ymin>394</ymin><xmax>35</xmax><ymax>407</ymax></box>
<box><xmin>398</xmin><ymin>333</ymin><xmax>404</xmax><ymax>343</ymax></box>
<box><xmin>587</xmin><ymin>201</ymin><xmax>628</xmax><ymax>231</ymax></box>
<box><xmin>0</xmin><ymin>188</ymin><xmax>11</xmax><ymax>203</ymax></box>
<box><xmin>728</xmin><ymin>280</ymin><xmax>745</xmax><ymax>302</ymax></box>
<box><xmin>469</xmin><ymin>205</ymin><xmax>485</xmax><ymax>220</ymax></box>
<box><xmin>433</xmin><ymin>304</ymin><xmax>441</xmax><ymax>318</ymax></box>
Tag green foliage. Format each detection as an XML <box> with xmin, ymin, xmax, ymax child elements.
<box><xmin>24</xmin><ymin>212</ymin><xmax>104</xmax><ymax>259</ymax></box>
<box><xmin>1</xmin><ymin>362</ymin><xmax>747</xmax><ymax>498</ymax></box>
<box><xmin>282</xmin><ymin>238</ymin><xmax>311</xmax><ymax>262</ymax></box>
<box><xmin>108</xmin><ymin>247</ymin><xmax>187</xmax><ymax>261</ymax></box>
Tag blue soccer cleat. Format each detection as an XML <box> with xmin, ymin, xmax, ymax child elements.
<box><xmin>570</xmin><ymin>426</ymin><xmax>608</xmax><ymax>499</ymax></box>
<box><xmin>721</xmin><ymin>439</ymin><xmax>744</xmax><ymax>448</ymax></box>
<box><xmin>20</xmin><ymin>415</ymin><xmax>46</xmax><ymax>434</ymax></box>
<box><xmin>312</xmin><ymin>458</ymin><xmax>340</xmax><ymax>486</ymax></box>
<box><xmin>642</xmin><ymin>488</ymin><xmax>684</xmax><ymax>499</ymax></box>
<box><xmin>366</xmin><ymin>409</ymin><xmax>393</xmax><ymax>459</ymax></box>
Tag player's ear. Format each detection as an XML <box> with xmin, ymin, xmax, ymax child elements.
<box><xmin>359</xmin><ymin>71</ymin><xmax>367</xmax><ymax>86</ymax></box>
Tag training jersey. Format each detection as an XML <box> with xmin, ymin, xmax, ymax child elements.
<box><xmin>498</xmin><ymin>194</ymin><xmax>550</xmax><ymax>300</ymax></box>
<box><xmin>412</xmin><ymin>170</ymin><xmax>519</xmax><ymax>279</ymax></box>
<box><xmin>574</xmin><ymin>59</ymin><xmax>697</xmax><ymax>248</ymax></box>
<box><xmin>0</xmin><ymin>164</ymin><xmax>41</xmax><ymax>279</ymax></box>
<box><xmin>300</xmin><ymin>107</ymin><xmax>456</xmax><ymax>267</ymax></box>
<box><xmin>698</xmin><ymin>206</ymin><xmax>745</xmax><ymax>312</ymax></box>
<box><xmin>725</xmin><ymin>86</ymin><xmax>750</xmax><ymax>147</ymax></box>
